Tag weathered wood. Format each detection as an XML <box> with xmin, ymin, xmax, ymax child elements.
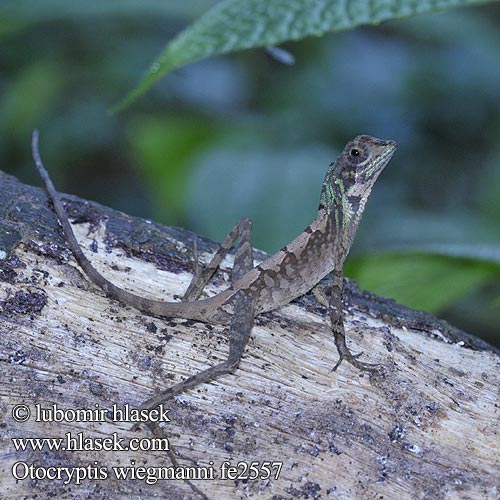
<box><xmin>0</xmin><ymin>170</ymin><xmax>498</xmax><ymax>500</ymax></box>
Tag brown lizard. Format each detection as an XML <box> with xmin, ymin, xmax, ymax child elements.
<box><xmin>32</xmin><ymin>131</ymin><xmax>397</xmax><ymax>496</ymax></box>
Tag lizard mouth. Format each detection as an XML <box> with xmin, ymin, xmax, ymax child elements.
<box><xmin>376</xmin><ymin>139</ymin><xmax>398</xmax><ymax>157</ymax></box>
<box><xmin>364</xmin><ymin>140</ymin><xmax>397</xmax><ymax>178</ymax></box>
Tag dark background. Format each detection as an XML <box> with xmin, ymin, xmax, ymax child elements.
<box><xmin>1</xmin><ymin>1</ymin><xmax>499</xmax><ymax>345</ymax></box>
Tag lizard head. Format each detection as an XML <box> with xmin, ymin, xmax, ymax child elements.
<box><xmin>319</xmin><ymin>135</ymin><xmax>397</xmax><ymax>217</ymax></box>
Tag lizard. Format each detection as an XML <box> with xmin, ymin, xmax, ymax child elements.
<box><xmin>32</xmin><ymin>130</ymin><xmax>396</xmax><ymax>496</ymax></box>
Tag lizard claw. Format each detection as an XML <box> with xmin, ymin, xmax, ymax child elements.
<box><xmin>332</xmin><ymin>350</ymin><xmax>380</xmax><ymax>372</ymax></box>
<box><xmin>331</xmin><ymin>340</ymin><xmax>382</xmax><ymax>372</ymax></box>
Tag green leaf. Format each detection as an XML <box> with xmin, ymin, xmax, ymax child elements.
<box><xmin>112</xmin><ymin>0</ymin><xmax>491</xmax><ymax>111</ymax></box>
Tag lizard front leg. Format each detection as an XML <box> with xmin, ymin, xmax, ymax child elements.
<box><xmin>329</xmin><ymin>270</ymin><xmax>379</xmax><ymax>372</ymax></box>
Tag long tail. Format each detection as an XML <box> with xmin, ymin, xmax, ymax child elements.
<box><xmin>31</xmin><ymin>130</ymin><xmax>224</xmax><ymax>321</ymax></box>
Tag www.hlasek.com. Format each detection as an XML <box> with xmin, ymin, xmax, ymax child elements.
<box><xmin>10</xmin><ymin>403</ymin><xmax>283</xmax><ymax>485</ymax></box>
<box><xmin>12</xmin><ymin>431</ymin><xmax>169</xmax><ymax>452</ymax></box>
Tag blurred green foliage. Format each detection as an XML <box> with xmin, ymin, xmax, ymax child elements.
<box><xmin>1</xmin><ymin>0</ymin><xmax>499</xmax><ymax>345</ymax></box>
<box><xmin>115</xmin><ymin>0</ymin><xmax>493</xmax><ymax>110</ymax></box>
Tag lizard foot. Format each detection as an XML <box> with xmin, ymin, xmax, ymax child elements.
<box><xmin>332</xmin><ymin>335</ymin><xmax>381</xmax><ymax>372</ymax></box>
<box><xmin>332</xmin><ymin>350</ymin><xmax>380</xmax><ymax>372</ymax></box>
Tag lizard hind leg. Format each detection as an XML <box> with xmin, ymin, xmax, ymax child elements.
<box><xmin>183</xmin><ymin>218</ymin><xmax>254</xmax><ymax>301</ymax></box>
<box><xmin>140</xmin><ymin>217</ymin><xmax>255</xmax><ymax>410</ymax></box>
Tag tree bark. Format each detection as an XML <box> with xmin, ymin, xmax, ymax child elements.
<box><xmin>0</xmin><ymin>170</ymin><xmax>498</xmax><ymax>500</ymax></box>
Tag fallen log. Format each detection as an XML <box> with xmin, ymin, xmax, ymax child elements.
<box><xmin>0</xmin><ymin>170</ymin><xmax>498</xmax><ymax>499</ymax></box>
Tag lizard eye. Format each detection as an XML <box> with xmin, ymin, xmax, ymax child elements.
<box><xmin>345</xmin><ymin>142</ymin><xmax>368</xmax><ymax>165</ymax></box>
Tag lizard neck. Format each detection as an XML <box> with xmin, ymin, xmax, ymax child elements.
<box><xmin>318</xmin><ymin>159</ymin><xmax>379</xmax><ymax>263</ymax></box>
<box><xmin>319</xmin><ymin>179</ymin><xmax>359</xmax><ymax>265</ymax></box>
